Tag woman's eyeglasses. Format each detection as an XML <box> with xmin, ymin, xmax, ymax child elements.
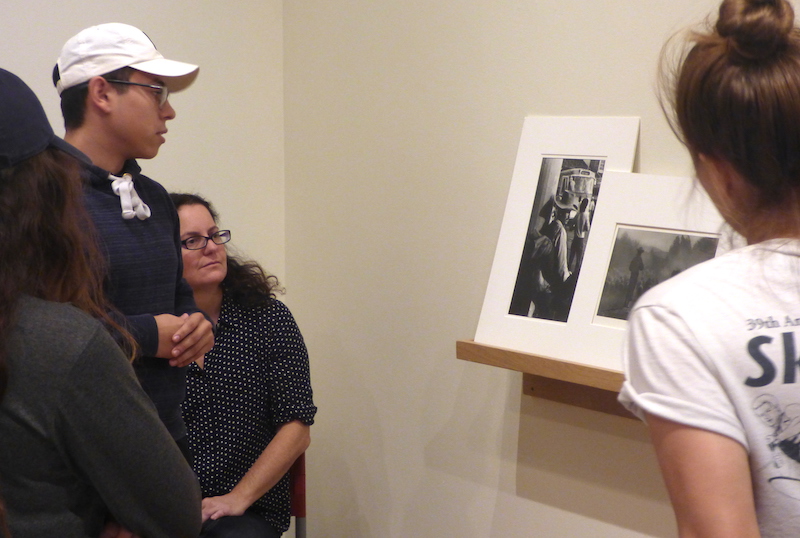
<box><xmin>181</xmin><ymin>230</ymin><xmax>232</xmax><ymax>250</ymax></box>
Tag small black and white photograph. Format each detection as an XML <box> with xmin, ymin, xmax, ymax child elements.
<box><xmin>508</xmin><ymin>156</ymin><xmax>605</xmax><ymax>322</ymax></box>
<box><xmin>596</xmin><ymin>226</ymin><xmax>719</xmax><ymax>321</ymax></box>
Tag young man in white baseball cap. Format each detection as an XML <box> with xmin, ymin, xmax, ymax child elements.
<box><xmin>52</xmin><ymin>23</ymin><xmax>214</xmax><ymax>461</ymax></box>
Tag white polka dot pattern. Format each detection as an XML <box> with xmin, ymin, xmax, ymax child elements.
<box><xmin>182</xmin><ymin>296</ymin><xmax>316</xmax><ymax>532</ymax></box>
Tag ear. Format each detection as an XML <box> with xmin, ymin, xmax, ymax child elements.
<box><xmin>697</xmin><ymin>154</ymin><xmax>754</xmax><ymax>197</ymax></box>
<box><xmin>694</xmin><ymin>153</ymin><xmax>754</xmax><ymax>228</ymax></box>
<box><xmin>85</xmin><ymin>76</ymin><xmax>115</xmax><ymax>114</ymax></box>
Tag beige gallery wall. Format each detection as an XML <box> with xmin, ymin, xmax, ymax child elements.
<box><xmin>1</xmin><ymin>0</ymin><xmax>735</xmax><ymax>537</ymax></box>
<box><xmin>284</xmin><ymin>1</ymin><xmax>724</xmax><ymax>537</ymax></box>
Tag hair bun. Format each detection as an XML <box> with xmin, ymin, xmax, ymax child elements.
<box><xmin>716</xmin><ymin>0</ymin><xmax>795</xmax><ymax>61</ymax></box>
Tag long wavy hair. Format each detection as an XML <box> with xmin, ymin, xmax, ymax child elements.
<box><xmin>169</xmin><ymin>192</ymin><xmax>282</xmax><ymax>308</ymax></box>
<box><xmin>0</xmin><ymin>148</ymin><xmax>136</xmax><ymax>402</ymax></box>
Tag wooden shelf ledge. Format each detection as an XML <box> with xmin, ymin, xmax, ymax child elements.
<box><xmin>456</xmin><ymin>340</ymin><xmax>624</xmax><ymax>391</ymax></box>
<box><xmin>456</xmin><ymin>340</ymin><xmax>634</xmax><ymax>419</ymax></box>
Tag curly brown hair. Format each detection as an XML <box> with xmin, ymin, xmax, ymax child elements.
<box><xmin>169</xmin><ymin>192</ymin><xmax>282</xmax><ymax>309</ymax></box>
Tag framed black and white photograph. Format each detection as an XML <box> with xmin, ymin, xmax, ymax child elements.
<box><xmin>595</xmin><ymin>226</ymin><xmax>720</xmax><ymax>324</ymax></box>
<box><xmin>474</xmin><ymin>118</ymin><xmax>733</xmax><ymax>371</ymax></box>
<box><xmin>508</xmin><ymin>157</ymin><xmax>605</xmax><ymax>322</ymax></box>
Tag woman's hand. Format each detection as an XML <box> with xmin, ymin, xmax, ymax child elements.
<box><xmin>201</xmin><ymin>492</ymin><xmax>250</xmax><ymax>522</ymax></box>
<box><xmin>203</xmin><ymin>421</ymin><xmax>311</xmax><ymax>523</ymax></box>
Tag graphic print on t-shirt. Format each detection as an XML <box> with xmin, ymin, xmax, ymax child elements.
<box><xmin>754</xmin><ymin>394</ymin><xmax>800</xmax><ymax>499</ymax></box>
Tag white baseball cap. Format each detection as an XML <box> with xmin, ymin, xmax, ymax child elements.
<box><xmin>55</xmin><ymin>23</ymin><xmax>199</xmax><ymax>95</ymax></box>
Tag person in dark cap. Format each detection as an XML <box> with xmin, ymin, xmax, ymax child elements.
<box><xmin>52</xmin><ymin>23</ymin><xmax>213</xmax><ymax>457</ymax></box>
<box><xmin>0</xmin><ymin>67</ymin><xmax>201</xmax><ymax>538</ymax></box>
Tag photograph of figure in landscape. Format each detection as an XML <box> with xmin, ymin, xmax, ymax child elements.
<box><xmin>508</xmin><ymin>157</ymin><xmax>605</xmax><ymax>322</ymax></box>
<box><xmin>596</xmin><ymin>226</ymin><xmax>719</xmax><ymax>321</ymax></box>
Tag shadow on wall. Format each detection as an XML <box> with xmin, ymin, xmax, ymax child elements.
<box><xmin>306</xmin><ymin>332</ymin><xmax>389</xmax><ymax>538</ymax></box>
<box><xmin>516</xmin><ymin>395</ymin><xmax>676</xmax><ymax>537</ymax></box>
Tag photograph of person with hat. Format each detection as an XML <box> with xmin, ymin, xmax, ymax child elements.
<box><xmin>0</xmin><ymin>66</ymin><xmax>201</xmax><ymax>538</ymax></box>
<box><xmin>52</xmin><ymin>22</ymin><xmax>214</xmax><ymax>460</ymax></box>
<box><xmin>548</xmin><ymin>190</ymin><xmax>578</xmax><ymax>284</ymax></box>
<box><xmin>508</xmin><ymin>157</ymin><xmax>601</xmax><ymax>323</ymax></box>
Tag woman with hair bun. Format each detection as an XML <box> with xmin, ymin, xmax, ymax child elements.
<box><xmin>619</xmin><ymin>0</ymin><xmax>800</xmax><ymax>535</ymax></box>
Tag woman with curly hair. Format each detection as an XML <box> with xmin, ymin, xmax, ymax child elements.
<box><xmin>171</xmin><ymin>192</ymin><xmax>316</xmax><ymax>538</ymax></box>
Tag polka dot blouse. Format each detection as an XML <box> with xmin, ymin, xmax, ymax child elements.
<box><xmin>182</xmin><ymin>295</ymin><xmax>316</xmax><ymax>532</ymax></box>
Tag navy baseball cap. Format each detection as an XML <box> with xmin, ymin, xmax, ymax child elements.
<box><xmin>0</xmin><ymin>68</ymin><xmax>72</xmax><ymax>171</ymax></box>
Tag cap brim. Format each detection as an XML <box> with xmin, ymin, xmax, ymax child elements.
<box><xmin>129</xmin><ymin>58</ymin><xmax>199</xmax><ymax>92</ymax></box>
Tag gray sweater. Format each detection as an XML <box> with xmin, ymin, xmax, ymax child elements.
<box><xmin>0</xmin><ymin>296</ymin><xmax>202</xmax><ymax>537</ymax></box>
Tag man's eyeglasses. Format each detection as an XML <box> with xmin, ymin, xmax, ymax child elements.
<box><xmin>105</xmin><ymin>79</ymin><xmax>170</xmax><ymax>108</ymax></box>
<box><xmin>181</xmin><ymin>230</ymin><xmax>232</xmax><ymax>250</ymax></box>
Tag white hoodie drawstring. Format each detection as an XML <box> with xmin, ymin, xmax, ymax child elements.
<box><xmin>109</xmin><ymin>173</ymin><xmax>151</xmax><ymax>220</ymax></box>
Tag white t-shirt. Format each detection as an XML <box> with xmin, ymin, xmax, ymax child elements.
<box><xmin>619</xmin><ymin>239</ymin><xmax>800</xmax><ymax>536</ymax></box>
